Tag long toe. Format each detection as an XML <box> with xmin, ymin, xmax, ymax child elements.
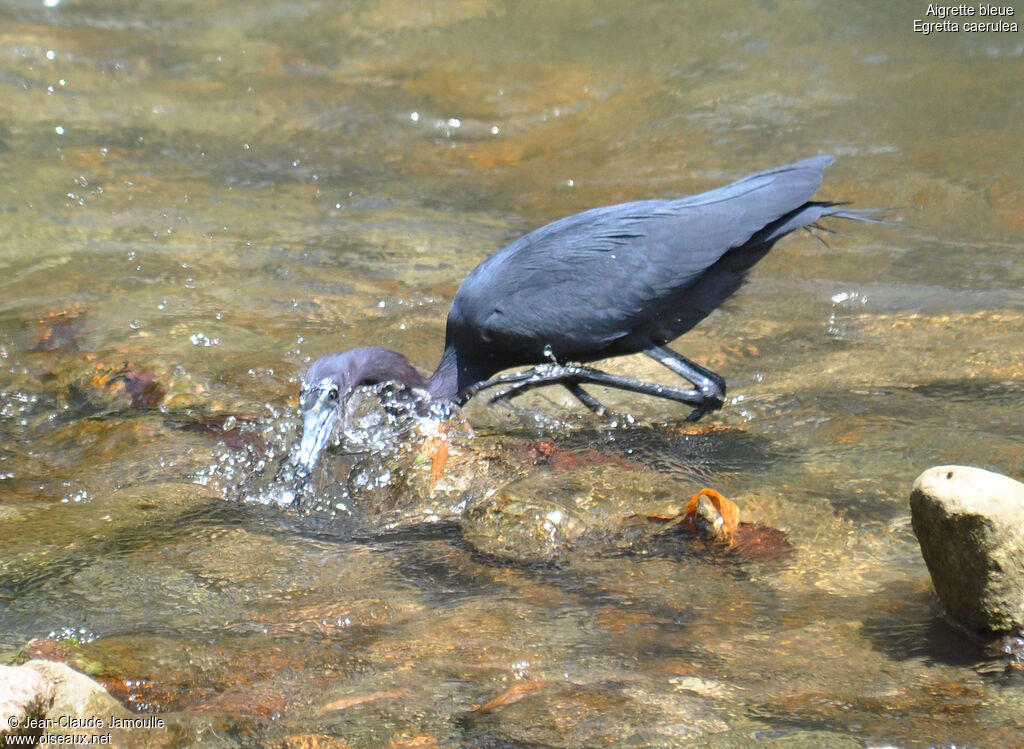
<box><xmin>685</xmin><ymin>391</ymin><xmax>726</xmax><ymax>421</ymax></box>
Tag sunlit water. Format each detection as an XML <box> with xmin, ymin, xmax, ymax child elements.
<box><xmin>1</xmin><ymin>0</ymin><xmax>1022</xmax><ymax>746</ymax></box>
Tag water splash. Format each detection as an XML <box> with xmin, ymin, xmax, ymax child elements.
<box><xmin>196</xmin><ymin>385</ymin><xmax>475</xmax><ymax>526</ymax></box>
<box><xmin>827</xmin><ymin>290</ymin><xmax>869</xmax><ymax>340</ymax></box>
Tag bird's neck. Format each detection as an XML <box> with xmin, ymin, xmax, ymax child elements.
<box><xmin>427</xmin><ymin>343</ymin><xmax>497</xmax><ymax>403</ymax></box>
<box><xmin>346</xmin><ymin>346</ymin><xmax>470</xmax><ymax>404</ymax></box>
<box><xmin>426</xmin><ymin>345</ymin><xmax>460</xmax><ymax>402</ymax></box>
<box><xmin>351</xmin><ymin>347</ymin><xmax>426</xmax><ymax>391</ymax></box>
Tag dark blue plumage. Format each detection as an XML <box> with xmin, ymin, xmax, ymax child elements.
<box><xmin>295</xmin><ymin>155</ymin><xmax>880</xmax><ymax>473</ymax></box>
<box><xmin>430</xmin><ymin>155</ymin><xmax>866</xmax><ymax>396</ymax></box>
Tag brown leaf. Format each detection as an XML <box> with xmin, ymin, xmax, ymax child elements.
<box><xmin>474</xmin><ymin>679</ymin><xmax>552</xmax><ymax>714</ymax></box>
<box><xmin>122</xmin><ymin>369</ymin><xmax>166</xmax><ymax>408</ymax></box>
<box><xmin>320</xmin><ymin>689</ymin><xmax>407</xmax><ymax>712</ymax></box>
<box><xmin>729</xmin><ymin>524</ymin><xmax>793</xmax><ymax>563</ymax></box>
<box><xmin>523</xmin><ymin>440</ymin><xmax>555</xmax><ymax>463</ymax></box>
<box><xmin>389</xmin><ymin>736</ymin><xmax>440</xmax><ymax>749</ymax></box>
<box><xmin>283</xmin><ymin>736</ymin><xmax>354</xmax><ymax>749</ymax></box>
<box><xmin>518</xmin><ymin>440</ymin><xmax>640</xmax><ymax>473</ymax></box>
<box><xmin>30</xmin><ymin>308</ymin><xmax>86</xmax><ymax>352</ymax></box>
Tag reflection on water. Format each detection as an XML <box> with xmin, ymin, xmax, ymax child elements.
<box><xmin>1</xmin><ymin>0</ymin><xmax>1022</xmax><ymax>745</ymax></box>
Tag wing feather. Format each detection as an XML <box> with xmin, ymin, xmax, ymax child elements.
<box><xmin>449</xmin><ymin>156</ymin><xmax>835</xmax><ymax>356</ymax></box>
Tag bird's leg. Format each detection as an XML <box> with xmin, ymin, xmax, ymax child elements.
<box><xmin>465</xmin><ymin>362</ymin><xmax>717</xmax><ymax>419</ymax></box>
<box><xmin>457</xmin><ymin>367</ymin><xmax>549</xmax><ymax>403</ymax></box>
<box><xmin>643</xmin><ymin>345</ymin><xmax>726</xmax><ymax>419</ymax></box>
<box><xmin>563</xmin><ymin>383</ymin><xmax>609</xmax><ymax>416</ymax></box>
<box><xmin>543</xmin><ymin>347</ymin><xmax>608</xmax><ymax>413</ymax></box>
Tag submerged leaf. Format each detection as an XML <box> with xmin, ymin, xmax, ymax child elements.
<box><xmin>474</xmin><ymin>679</ymin><xmax>552</xmax><ymax>714</ymax></box>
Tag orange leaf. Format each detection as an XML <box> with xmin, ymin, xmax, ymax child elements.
<box><xmin>682</xmin><ymin>488</ymin><xmax>740</xmax><ymax>544</ymax></box>
<box><xmin>425</xmin><ymin>420</ymin><xmax>460</xmax><ymax>491</ymax></box>
<box><xmin>429</xmin><ymin>436</ymin><xmax>450</xmax><ymax>491</ymax></box>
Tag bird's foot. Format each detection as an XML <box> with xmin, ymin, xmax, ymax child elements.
<box><xmin>684</xmin><ymin>387</ymin><xmax>726</xmax><ymax>421</ymax></box>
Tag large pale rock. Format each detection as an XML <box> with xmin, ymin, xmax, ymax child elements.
<box><xmin>19</xmin><ymin>660</ymin><xmax>178</xmax><ymax>748</ymax></box>
<box><xmin>910</xmin><ymin>465</ymin><xmax>1024</xmax><ymax>633</ymax></box>
<box><xmin>23</xmin><ymin>659</ymin><xmax>131</xmax><ymax>721</ymax></box>
<box><xmin>0</xmin><ymin>663</ymin><xmax>54</xmax><ymax>740</ymax></box>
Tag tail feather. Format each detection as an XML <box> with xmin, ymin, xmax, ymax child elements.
<box><xmin>750</xmin><ymin>201</ymin><xmax>894</xmax><ymax>246</ymax></box>
<box><xmin>821</xmin><ymin>203</ymin><xmax>897</xmax><ymax>225</ymax></box>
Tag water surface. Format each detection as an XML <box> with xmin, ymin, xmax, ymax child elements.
<box><xmin>1</xmin><ymin>1</ymin><xmax>1022</xmax><ymax>746</ymax></box>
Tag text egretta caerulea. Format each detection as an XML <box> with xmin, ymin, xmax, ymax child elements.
<box><xmin>296</xmin><ymin>155</ymin><xmax>880</xmax><ymax>474</ymax></box>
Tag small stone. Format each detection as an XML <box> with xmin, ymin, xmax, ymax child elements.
<box><xmin>910</xmin><ymin>465</ymin><xmax>1024</xmax><ymax>633</ymax></box>
<box><xmin>460</xmin><ymin>493</ymin><xmax>590</xmax><ymax>564</ymax></box>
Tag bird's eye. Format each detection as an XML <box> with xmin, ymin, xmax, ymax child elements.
<box><xmin>327</xmin><ymin>387</ymin><xmax>339</xmax><ymax>401</ymax></box>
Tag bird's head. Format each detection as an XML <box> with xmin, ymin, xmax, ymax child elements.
<box><xmin>293</xmin><ymin>348</ymin><xmax>427</xmax><ymax>476</ymax></box>
<box><xmin>294</xmin><ymin>352</ymin><xmax>356</xmax><ymax>476</ymax></box>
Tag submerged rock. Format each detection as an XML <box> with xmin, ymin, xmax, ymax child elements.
<box><xmin>910</xmin><ymin>465</ymin><xmax>1024</xmax><ymax>634</ymax></box>
<box><xmin>461</xmin><ymin>492</ymin><xmax>594</xmax><ymax>564</ymax></box>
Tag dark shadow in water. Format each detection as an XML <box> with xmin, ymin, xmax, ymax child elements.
<box><xmin>264</xmin><ymin>506</ymin><xmax>461</xmax><ymax>545</ymax></box>
<box><xmin>854</xmin><ymin>580</ymin><xmax>1024</xmax><ymax>681</ymax></box>
<box><xmin>0</xmin><ymin>495</ymin><xmax>247</xmax><ymax>604</ymax></box>
<box><xmin>558</xmin><ymin>422</ymin><xmax>790</xmax><ymax>484</ymax></box>
<box><xmin>264</xmin><ymin>509</ymin><xmax>523</xmax><ymax>605</ymax></box>
<box><xmin>901</xmin><ymin>379</ymin><xmax>1024</xmax><ymax>407</ymax></box>
<box><xmin>270</xmin><ymin>499</ymin><xmax>747</xmax><ymax>636</ymax></box>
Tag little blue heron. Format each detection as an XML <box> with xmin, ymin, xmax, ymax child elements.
<box><xmin>296</xmin><ymin>155</ymin><xmax>880</xmax><ymax>474</ymax></box>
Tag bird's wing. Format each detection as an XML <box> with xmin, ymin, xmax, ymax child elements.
<box><xmin>452</xmin><ymin>156</ymin><xmax>834</xmax><ymax>353</ymax></box>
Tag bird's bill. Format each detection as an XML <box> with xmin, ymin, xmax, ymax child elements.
<box><xmin>294</xmin><ymin>400</ymin><xmax>339</xmax><ymax>475</ymax></box>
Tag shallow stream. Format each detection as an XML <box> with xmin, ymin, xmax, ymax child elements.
<box><xmin>1</xmin><ymin>1</ymin><xmax>1022</xmax><ymax>746</ymax></box>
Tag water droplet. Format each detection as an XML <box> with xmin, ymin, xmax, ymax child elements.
<box><xmin>45</xmin><ymin>49</ymin><xmax>56</xmax><ymax>61</ymax></box>
<box><xmin>190</xmin><ymin>332</ymin><xmax>219</xmax><ymax>346</ymax></box>
<box><xmin>410</xmin><ymin>111</ymin><xmax>420</xmax><ymax>122</ymax></box>
<box><xmin>54</xmin><ymin>125</ymin><xmax>64</xmax><ymax>135</ymax></box>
